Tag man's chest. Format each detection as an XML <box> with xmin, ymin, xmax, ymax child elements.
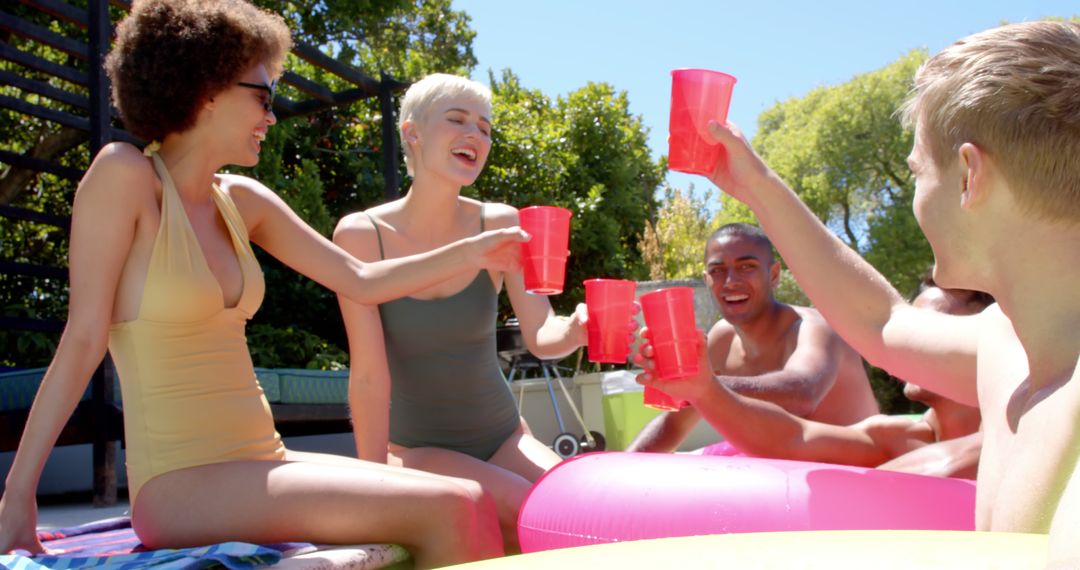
<box><xmin>977</xmin><ymin>340</ymin><xmax>1080</xmax><ymax>532</ymax></box>
<box><xmin>716</xmin><ymin>337</ymin><xmax>797</xmax><ymax>375</ymax></box>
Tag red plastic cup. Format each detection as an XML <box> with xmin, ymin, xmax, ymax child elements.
<box><xmin>640</xmin><ymin>287</ymin><xmax>699</xmax><ymax>381</ymax></box>
<box><xmin>584</xmin><ymin>278</ymin><xmax>636</xmax><ymax>363</ymax></box>
<box><xmin>668</xmin><ymin>69</ymin><xmax>737</xmax><ymax>175</ymax></box>
<box><xmin>519</xmin><ymin>206</ymin><xmax>571</xmax><ymax>295</ymax></box>
<box><xmin>643</xmin><ymin>386</ymin><xmax>683</xmax><ymax>411</ymax></box>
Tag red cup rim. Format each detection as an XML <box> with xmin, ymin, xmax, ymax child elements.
<box><xmin>670</xmin><ymin>68</ymin><xmax>738</xmax><ymax>83</ymax></box>
<box><xmin>584</xmin><ymin>278</ymin><xmax>635</xmax><ymax>286</ymax></box>
<box><xmin>519</xmin><ymin>205</ymin><xmax>572</xmax><ymax>215</ymax></box>
<box><xmin>527</xmin><ymin>287</ymin><xmax>562</xmax><ymax>295</ymax></box>
<box><xmin>639</xmin><ymin>286</ymin><xmax>694</xmax><ymax>300</ymax></box>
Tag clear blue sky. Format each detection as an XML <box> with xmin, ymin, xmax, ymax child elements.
<box><xmin>452</xmin><ymin>0</ymin><xmax>1077</xmax><ymax>198</ymax></box>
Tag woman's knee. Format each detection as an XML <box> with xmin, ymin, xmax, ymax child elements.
<box><xmin>428</xmin><ymin>477</ymin><xmax>497</xmax><ymax>525</ymax></box>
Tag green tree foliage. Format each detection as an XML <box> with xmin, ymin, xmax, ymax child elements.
<box><xmin>475</xmin><ymin>71</ymin><xmax>663</xmax><ymax>317</ymax></box>
<box><xmin>732</xmin><ymin>50</ymin><xmax>935</xmax><ymax>412</ymax></box>
<box><xmin>1</xmin><ymin>1</ymin><xmax>478</xmax><ymax>368</ymax></box>
<box><xmin>642</xmin><ymin>185</ymin><xmax>810</xmax><ymax>307</ymax></box>
<box><xmin>650</xmin><ymin>52</ymin><xmax>936</xmax><ymax>411</ymax></box>
<box><xmin>1</xmin><ymin>2</ymin><xmax>660</xmax><ymax>369</ymax></box>
<box><xmin>247</xmin><ymin>323</ymin><xmax>350</xmax><ymax>370</ymax></box>
<box><xmin>640</xmin><ymin>185</ymin><xmax>713</xmax><ymax>280</ymax></box>
<box><xmin>0</xmin><ymin>5</ymin><xmax>100</xmax><ymax>366</ymax></box>
<box><xmin>751</xmin><ymin>50</ymin><xmax>931</xmax><ymax>295</ymax></box>
<box><xmin>257</xmin><ymin>0</ymin><xmax>477</xmax><ymax>79</ymax></box>
<box><xmin>243</xmin><ymin>0</ymin><xmax>481</xmax><ymax>215</ymax></box>
<box><xmin>225</xmin><ymin>0</ymin><xmax>483</xmax><ymax>367</ymax></box>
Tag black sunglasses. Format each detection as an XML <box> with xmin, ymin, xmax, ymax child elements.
<box><xmin>237</xmin><ymin>80</ymin><xmax>277</xmax><ymax>112</ymax></box>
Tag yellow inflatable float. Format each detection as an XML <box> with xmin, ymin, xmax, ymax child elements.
<box><xmin>445</xmin><ymin>530</ymin><xmax>1047</xmax><ymax>569</ymax></box>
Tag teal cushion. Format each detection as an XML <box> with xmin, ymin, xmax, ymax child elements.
<box><xmin>276</xmin><ymin>368</ymin><xmax>349</xmax><ymax>404</ymax></box>
<box><xmin>254</xmin><ymin>368</ymin><xmax>281</xmax><ymax>403</ymax></box>
<box><xmin>0</xmin><ymin>368</ymin><xmax>123</xmax><ymax>411</ymax></box>
<box><xmin>0</xmin><ymin>367</ymin><xmax>344</xmax><ymax>411</ymax></box>
<box><xmin>0</xmin><ymin>368</ymin><xmax>50</xmax><ymax>412</ymax></box>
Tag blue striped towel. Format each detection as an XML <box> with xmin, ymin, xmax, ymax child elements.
<box><xmin>0</xmin><ymin>517</ymin><xmax>302</xmax><ymax>569</ymax></box>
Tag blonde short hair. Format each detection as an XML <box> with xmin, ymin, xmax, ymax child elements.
<box><xmin>398</xmin><ymin>73</ymin><xmax>492</xmax><ymax>176</ymax></box>
<box><xmin>899</xmin><ymin>21</ymin><xmax>1080</xmax><ymax>222</ymax></box>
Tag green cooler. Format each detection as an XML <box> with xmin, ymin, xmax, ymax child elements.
<box><xmin>600</xmin><ymin>370</ymin><xmax>663</xmax><ymax>450</ymax></box>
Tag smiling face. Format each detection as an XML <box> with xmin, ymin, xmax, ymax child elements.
<box><xmin>704</xmin><ymin>235</ymin><xmax>780</xmax><ymax>324</ymax></box>
<box><xmin>208</xmin><ymin>63</ymin><xmax>277</xmax><ymax>167</ymax></box>
<box><xmin>404</xmin><ymin>94</ymin><xmax>492</xmax><ymax>187</ymax></box>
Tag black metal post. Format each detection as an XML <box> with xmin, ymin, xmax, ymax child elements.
<box><xmin>379</xmin><ymin>74</ymin><xmax>400</xmax><ymax>202</ymax></box>
<box><xmin>87</xmin><ymin>0</ymin><xmax>110</xmax><ymax>156</ymax></box>
<box><xmin>87</xmin><ymin>0</ymin><xmax>117</xmax><ymax>507</ymax></box>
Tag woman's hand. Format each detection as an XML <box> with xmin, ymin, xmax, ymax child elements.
<box><xmin>704</xmin><ymin>121</ymin><xmax>778</xmax><ymax>205</ymax></box>
<box><xmin>464</xmin><ymin>227</ymin><xmax>529</xmax><ymax>274</ymax></box>
<box><xmin>574</xmin><ymin>301</ymin><xmax>642</xmax><ymax>350</ymax></box>
<box><xmin>568</xmin><ymin>303</ymin><xmax>590</xmax><ymax>348</ymax></box>
<box><xmin>633</xmin><ymin>326</ymin><xmax>712</xmax><ymax>404</ymax></box>
<box><xmin>0</xmin><ymin>493</ymin><xmax>46</xmax><ymax>555</ymax></box>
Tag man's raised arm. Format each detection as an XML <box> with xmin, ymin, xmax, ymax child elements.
<box><xmin>702</xmin><ymin>122</ymin><xmax>979</xmax><ymax>406</ymax></box>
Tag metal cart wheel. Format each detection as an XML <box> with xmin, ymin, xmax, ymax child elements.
<box><xmin>553</xmin><ymin>432</ymin><xmax>581</xmax><ymax>459</ymax></box>
<box><xmin>580</xmin><ymin>430</ymin><xmax>606</xmax><ymax>452</ymax></box>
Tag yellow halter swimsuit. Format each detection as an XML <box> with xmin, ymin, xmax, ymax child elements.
<box><xmin>108</xmin><ymin>152</ymin><xmax>285</xmax><ymax>504</ymax></box>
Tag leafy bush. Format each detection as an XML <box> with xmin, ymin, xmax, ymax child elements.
<box><xmin>247</xmin><ymin>323</ymin><xmax>349</xmax><ymax>370</ymax></box>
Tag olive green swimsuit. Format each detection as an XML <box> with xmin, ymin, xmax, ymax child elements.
<box><xmin>367</xmin><ymin>209</ymin><xmax>519</xmax><ymax>460</ymax></box>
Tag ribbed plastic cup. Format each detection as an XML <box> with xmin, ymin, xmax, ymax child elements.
<box><xmin>585</xmin><ymin>278</ymin><xmax>637</xmax><ymax>363</ymax></box>
<box><xmin>643</xmin><ymin>386</ymin><xmax>684</xmax><ymax>411</ymax></box>
<box><xmin>519</xmin><ymin>206</ymin><xmax>571</xmax><ymax>295</ymax></box>
<box><xmin>668</xmin><ymin>69</ymin><xmax>737</xmax><ymax>175</ymax></box>
<box><xmin>640</xmin><ymin>287</ymin><xmax>699</xmax><ymax>381</ymax></box>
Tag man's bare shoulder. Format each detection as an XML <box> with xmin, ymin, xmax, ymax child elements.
<box><xmin>707</xmin><ymin>319</ymin><xmax>736</xmax><ymax>342</ymax></box>
<box><xmin>785</xmin><ymin>305</ymin><xmax>869</xmax><ymax>373</ymax></box>
<box><xmin>788</xmin><ymin>305</ymin><xmax>847</xmax><ymax>341</ymax></box>
<box><xmin>706</xmin><ymin>319</ymin><xmax>736</xmax><ymax>367</ymax></box>
<box><xmin>790</xmin><ymin>305</ymin><xmax>829</xmax><ymax>326</ymax></box>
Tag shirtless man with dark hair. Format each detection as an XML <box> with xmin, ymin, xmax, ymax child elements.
<box><xmin>627</xmin><ymin>223</ymin><xmax>879</xmax><ymax>453</ymax></box>
<box><xmin>637</xmin><ymin>283</ymin><xmax>987</xmax><ymax>478</ymax></box>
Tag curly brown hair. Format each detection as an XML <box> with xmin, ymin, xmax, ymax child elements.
<box><xmin>105</xmin><ymin>0</ymin><xmax>292</xmax><ymax>142</ymax></box>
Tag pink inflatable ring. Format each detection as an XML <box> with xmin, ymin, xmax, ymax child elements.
<box><xmin>518</xmin><ymin>452</ymin><xmax>975</xmax><ymax>552</ymax></box>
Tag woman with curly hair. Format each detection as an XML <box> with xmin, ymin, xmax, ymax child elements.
<box><xmin>0</xmin><ymin>1</ymin><xmax>516</xmax><ymax>565</ymax></box>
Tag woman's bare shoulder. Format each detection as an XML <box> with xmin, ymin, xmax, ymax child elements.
<box><xmin>333</xmin><ymin>208</ymin><xmax>387</xmax><ymax>262</ymax></box>
<box><xmin>86</xmin><ymin>142</ymin><xmax>155</xmax><ymax>180</ymax></box>
<box><xmin>215</xmin><ymin>173</ymin><xmax>274</xmax><ymax>201</ymax></box>
<box><xmin>77</xmin><ymin>142</ymin><xmax>158</xmax><ymax>203</ymax></box>
<box><xmin>336</xmin><ymin>198</ymin><xmax>404</xmax><ymax>235</ymax></box>
<box><xmin>473</xmin><ymin>200</ymin><xmax>518</xmax><ymax>229</ymax></box>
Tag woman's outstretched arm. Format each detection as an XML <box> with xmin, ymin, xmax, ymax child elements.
<box><xmin>228</xmin><ymin>176</ymin><xmax>526</xmax><ymax>305</ymax></box>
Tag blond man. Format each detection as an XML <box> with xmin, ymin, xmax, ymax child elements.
<box><xmin>677</xmin><ymin>21</ymin><xmax>1079</xmax><ymax>566</ymax></box>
